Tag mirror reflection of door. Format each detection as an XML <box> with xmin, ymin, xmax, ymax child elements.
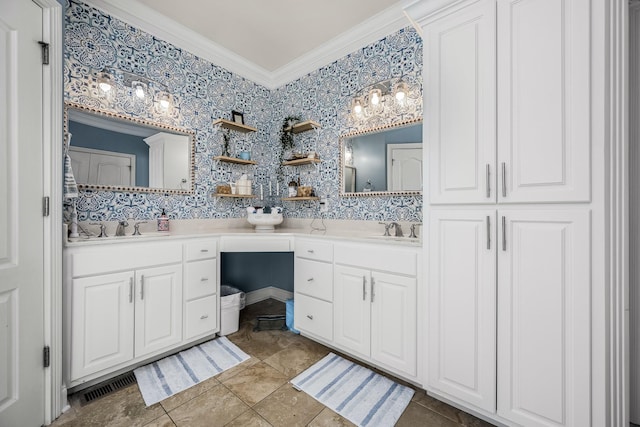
<box><xmin>387</xmin><ymin>143</ymin><xmax>422</xmax><ymax>191</ymax></box>
<box><xmin>344</xmin><ymin>165</ymin><xmax>356</xmax><ymax>192</ymax></box>
<box><xmin>69</xmin><ymin>146</ymin><xmax>135</xmax><ymax>186</ymax></box>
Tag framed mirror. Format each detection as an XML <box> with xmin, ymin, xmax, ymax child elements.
<box><xmin>64</xmin><ymin>102</ymin><xmax>195</xmax><ymax>194</ymax></box>
<box><xmin>340</xmin><ymin>118</ymin><xmax>423</xmax><ymax>196</ymax></box>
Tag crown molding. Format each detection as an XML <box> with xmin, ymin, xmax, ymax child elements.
<box><xmin>81</xmin><ymin>0</ymin><xmax>410</xmax><ymax>90</ymax></box>
<box><xmin>83</xmin><ymin>0</ymin><xmax>274</xmax><ymax>87</ymax></box>
<box><xmin>269</xmin><ymin>3</ymin><xmax>411</xmax><ymax>88</ymax></box>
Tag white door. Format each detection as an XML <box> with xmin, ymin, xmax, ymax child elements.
<box><xmin>425</xmin><ymin>0</ymin><xmax>496</xmax><ymax>204</ymax></box>
<box><xmin>69</xmin><ymin>146</ymin><xmax>135</xmax><ymax>186</ymax></box>
<box><xmin>333</xmin><ymin>265</ymin><xmax>371</xmax><ymax>357</ymax></box>
<box><xmin>428</xmin><ymin>210</ymin><xmax>496</xmax><ymax>413</ymax></box>
<box><xmin>70</xmin><ymin>272</ymin><xmax>135</xmax><ymax>381</ymax></box>
<box><xmin>370</xmin><ymin>271</ymin><xmax>417</xmax><ymax>377</ymax></box>
<box><xmin>496</xmin><ymin>0</ymin><xmax>590</xmax><ymax>203</ymax></box>
<box><xmin>387</xmin><ymin>144</ymin><xmax>422</xmax><ymax>191</ymax></box>
<box><xmin>0</xmin><ymin>2</ymin><xmax>45</xmax><ymax>426</ymax></box>
<box><xmin>497</xmin><ymin>210</ymin><xmax>590</xmax><ymax>426</ymax></box>
<box><xmin>135</xmin><ymin>264</ymin><xmax>183</xmax><ymax>357</ymax></box>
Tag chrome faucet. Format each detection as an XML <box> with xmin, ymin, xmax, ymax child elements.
<box><xmin>115</xmin><ymin>220</ymin><xmax>129</xmax><ymax>236</ymax></box>
<box><xmin>132</xmin><ymin>221</ymin><xmax>147</xmax><ymax>236</ymax></box>
<box><xmin>409</xmin><ymin>223</ymin><xmax>422</xmax><ymax>239</ymax></box>
<box><xmin>378</xmin><ymin>222</ymin><xmax>392</xmax><ymax>236</ymax></box>
<box><xmin>90</xmin><ymin>222</ymin><xmax>108</xmax><ymax>238</ymax></box>
<box><xmin>389</xmin><ymin>222</ymin><xmax>403</xmax><ymax>237</ymax></box>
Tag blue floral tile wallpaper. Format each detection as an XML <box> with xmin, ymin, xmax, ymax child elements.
<box><xmin>64</xmin><ymin>0</ymin><xmax>423</xmax><ymax>222</ymax></box>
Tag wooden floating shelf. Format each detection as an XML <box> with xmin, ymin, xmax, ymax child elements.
<box><xmin>213</xmin><ymin>193</ymin><xmax>256</xmax><ymax>198</ymax></box>
<box><xmin>281</xmin><ymin>196</ymin><xmax>320</xmax><ymax>201</ymax></box>
<box><xmin>284</xmin><ymin>120</ymin><xmax>321</xmax><ymax>134</ymax></box>
<box><xmin>282</xmin><ymin>158</ymin><xmax>321</xmax><ymax>167</ymax></box>
<box><xmin>212</xmin><ymin>119</ymin><xmax>257</xmax><ymax>133</ymax></box>
<box><xmin>213</xmin><ymin>155</ymin><xmax>257</xmax><ymax>165</ymax></box>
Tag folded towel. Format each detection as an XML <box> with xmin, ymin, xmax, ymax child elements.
<box><xmin>64</xmin><ymin>133</ymin><xmax>78</xmax><ymax>200</ymax></box>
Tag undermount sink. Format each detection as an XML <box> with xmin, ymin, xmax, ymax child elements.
<box><xmin>247</xmin><ymin>213</ymin><xmax>284</xmax><ymax>232</ymax></box>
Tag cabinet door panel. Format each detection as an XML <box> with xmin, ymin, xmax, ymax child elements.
<box><xmin>333</xmin><ymin>265</ymin><xmax>371</xmax><ymax>357</ymax></box>
<box><xmin>497</xmin><ymin>0</ymin><xmax>590</xmax><ymax>203</ymax></box>
<box><xmin>497</xmin><ymin>210</ymin><xmax>589</xmax><ymax>426</ymax></box>
<box><xmin>371</xmin><ymin>272</ymin><xmax>417</xmax><ymax>377</ymax></box>
<box><xmin>426</xmin><ymin>0</ymin><xmax>496</xmax><ymax>204</ymax></box>
<box><xmin>71</xmin><ymin>272</ymin><xmax>134</xmax><ymax>380</ymax></box>
<box><xmin>135</xmin><ymin>264</ymin><xmax>182</xmax><ymax>357</ymax></box>
<box><xmin>428</xmin><ymin>210</ymin><xmax>496</xmax><ymax>413</ymax></box>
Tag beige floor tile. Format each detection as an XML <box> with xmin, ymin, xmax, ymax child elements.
<box><xmin>50</xmin><ymin>384</ymin><xmax>165</xmax><ymax>427</ymax></box>
<box><xmin>160</xmin><ymin>375</ymin><xmax>220</xmax><ymax>412</ymax></box>
<box><xmin>458</xmin><ymin>411</ymin><xmax>497</xmax><ymax>426</ymax></box>
<box><xmin>253</xmin><ymin>383</ymin><xmax>324</xmax><ymax>427</ymax></box>
<box><xmin>224</xmin><ymin>409</ymin><xmax>273</xmax><ymax>427</ymax></box>
<box><xmin>308</xmin><ymin>407</ymin><xmax>356</xmax><ymax>427</ymax></box>
<box><xmin>229</xmin><ymin>329</ymin><xmax>300</xmax><ymax>361</ymax></box>
<box><xmin>143</xmin><ymin>414</ymin><xmax>176</xmax><ymax>427</ymax></box>
<box><xmin>263</xmin><ymin>341</ymin><xmax>330</xmax><ymax>378</ymax></box>
<box><xmin>221</xmin><ymin>361</ymin><xmax>289</xmax><ymax>406</ymax></box>
<box><xmin>169</xmin><ymin>383</ymin><xmax>249</xmax><ymax>427</ymax></box>
<box><xmin>396</xmin><ymin>401</ymin><xmax>460</xmax><ymax>427</ymax></box>
<box><xmin>215</xmin><ymin>356</ymin><xmax>261</xmax><ymax>383</ymax></box>
<box><xmin>412</xmin><ymin>390</ymin><xmax>462</xmax><ymax>423</ymax></box>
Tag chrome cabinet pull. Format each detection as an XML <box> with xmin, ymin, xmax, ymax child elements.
<box><xmin>501</xmin><ymin>162</ymin><xmax>507</xmax><ymax>197</ymax></box>
<box><xmin>486</xmin><ymin>216</ymin><xmax>491</xmax><ymax>250</ymax></box>
<box><xmin>200</xmin><ymin>249</ymin><xmax>209</xmax><ymax>253</ymax></box>
<box><xmin>140</xmin><ymin>275</ymin><xmax>144</xmax><ymax>300</ymax></box>
<box><xmin>307</xmin><ymin>249</ymin><xmax>314</xmax><ymax>254</ymax></box>
<box><xmin>362</xmin><ymin>276</ymin><xmax>367</xmax><ymax>301</ymax></box>
<box><xmin>306</xmin><ymin>314</ymin><xmax>313</xmax><ymax>320</ymax></box>
<box><xmin>486</xmin><ymin>164</ymin><xmax>491</xmax><ymax>198</ymax></box>
<box><xmin>371</xmin><ymin>277</ymin><xmax>376</xmax><ymax>302</ymax></box>
<box><xmin>200</xmin><ymin>277</ymin><xmax>209</xmax><ymax>282</ymax></box>
<box><xmin>502</xmin><ymin>216</ymin><xmax>506</xmax><ymax>251</ymax></box>
<box><xmin>307</xmin><ymin>277</ymin><xmax>314</xmax><ymax>282</ymax></box>
<box><xmin>129</xmin><ymin>277</ymin><xmax>133</xmax><ymax>303</ymax></box>
<box><xmin>200</xmin><ymin>314</ymin><xmax>209</xmax><ymax>320</ymax></box>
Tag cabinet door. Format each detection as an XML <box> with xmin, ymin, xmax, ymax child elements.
<box><xmin>497</xmin><ymin>0</ymin><xmax>590</xmax><ymax>203</ymax></box>
<box><xmin>333</xmin><ymin>265</ymin><xmax>371</xmax><ymax>357</ymax></box>
<box><xmin>428</xmin><ymin>210</ymin><xmax>497</xmax><ymax>413</ymax></box>
<box><xmin>425</xmin><ymin>0</ymin><xmax>496</xmax><ymax>204</ymax></box>
<box><xmin>70</xmin><ymin>271</ymin><xmax>134</xmax><ymax>380</ymax></box>
<box><xmin>370</xmin><ymin>271</ymin><xmax>417</xmax><ymax>377</ymax></box>
<box><xmin>497</xmin><ymin>210</ymin><xmax>590</xmax><ymax>426</ymax></box>
<box><xmin>135</xmin><ymin>264</ymin><xmax>183</xmax><ymax>357</ymax></box>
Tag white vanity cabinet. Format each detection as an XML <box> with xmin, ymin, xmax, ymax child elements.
<box><xmin>333</xmin><ymin>243</ymin><xmax>418</xmax><ymax>379</ymax></box>
<box><xmin>293</xmin><ymin>239</ymin><xmax>333</xmax><ymax>341</ymax></box>
<box><xmin>65</xmin><ymin>237</ymin><xmax>218</xmax><ymax>388</ymax></box>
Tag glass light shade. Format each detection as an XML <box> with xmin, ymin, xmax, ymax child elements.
<box><xmin>133</xmin><ymin>82</ymin><xmax>146</xmax><ymax>99</ymax></box>
<box><xmin>158</xmin><ymin>93</ymin><xmax>172</xmax><ymax>110</ymax></box>
<box><xmin>394</xmin><ymin>80</ymin><xmax>408</xmax><ymax>103</ymax></box>
<box><xmin>352</xmin><ymin>97</ymin><xmax>363</xmax><ymax>115</ymax></box>
<box><xmin>369</xmin><ymin>88</ymin><xmax>382</xmax><ymax>106</ymax></box>
<box><xmin>97</xmin><ymin>72</ymin><xmax>113</xmax><ymax>92</ymax></box>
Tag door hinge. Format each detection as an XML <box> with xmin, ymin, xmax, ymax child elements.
<box><xmin>42</xmin><ymin>196</ymin><xmax>49</xmax><ymax>217</ymax></box>
<box><xmin>38</xmin><ymin>41</ymin><xmax>49</xmax><ymax>65</ymax></box>
<box><xmin>43</xmin><ymin>346</ymin><xmax>50</xmax><ymax>368</ymax></box>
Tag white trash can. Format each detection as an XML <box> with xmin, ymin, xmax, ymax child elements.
<box><xmin>220</xmin><ymin>285</ymin><xmax>245</xmax><ymax>335</ymax></box>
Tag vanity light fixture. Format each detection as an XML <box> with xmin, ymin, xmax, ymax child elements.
<box><xmin>92</xmin><ymin>67</ymin><xmax>173</xmax><ymax>113</ymax></box>
<box><xmin>351</xmin><ymin>77</ymin><xmax>411</xmax><ymax>117</ymax></box>
<box><xmin>97</xmin><ymin>71</ymin><xmax>114</xmax><ymax>93</ymax></box>
<box><xmin>132</xmin><ymin>81</ymin><xmax>147</xmax><ymax>99</ymax></box>
<box><xmin>156</xmin><ymin>92</ymin><xmax>173</xmax><ymax>111</ymax></box>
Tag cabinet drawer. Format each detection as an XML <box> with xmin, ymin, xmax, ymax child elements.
<box><xmin>185</xmin><ymin>295</ymin><xmax>218</xmax><ymax>339</ymax></box>
<box><xmin>294</xmin><ymin>293</ymin><xmax>332</xmax><ymax>341</ymax></box>
<box><xmin>334</xmin><ymin>243</ymin><xmax>417</xmax><ymax>276</ymax></box>
<box><xmin>184</xmin><ymin>239</ymin><xmax>217</xmax><ymax>262</ymax></box>
<box><xmin>184</xmin><ymin>259</ymin><xmax>217</xmax><ymax>301</ymax></box>
<box><xmin>295</xmin><ymin>258</ymin><xmax>332</xmax><ymax>301</ymax></box>
<box><xmin>295</xmin><ymin>239</ymin><xmax>333</xmax><ymax>262</ymax></box>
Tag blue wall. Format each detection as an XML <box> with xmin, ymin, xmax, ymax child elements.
<box><xmin>69</xmin><ymin>121</ymin><xmax>150</xmax><ymax>187</ymax></box>
<box><xmin>220</xmin><ymin>252</ymin><xmax>294</xmax><ymax>293</ymax></box>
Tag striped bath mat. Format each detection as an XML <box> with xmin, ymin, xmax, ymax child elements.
<box><xmin>134</xmin><ymin>337</ymin><xmax>249</xmax><ymax>406</ymax></box>
<box><xmin>291</xmin><ymin>353</ymin><xmax>414</xmax><ymax>427</ymax></box>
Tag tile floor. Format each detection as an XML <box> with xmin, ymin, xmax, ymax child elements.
<box><xmin>51</xmin><ymin>299</ymin><xmax>494</xmax><ymax>427</ymax></box>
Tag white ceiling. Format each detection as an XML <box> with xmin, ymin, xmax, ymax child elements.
<box><xmin>86</xmin><ymin>0</ymin><xmax>412</xmax><ymax>88</ymax></box>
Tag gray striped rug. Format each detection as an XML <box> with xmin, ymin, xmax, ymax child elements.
<box><xmin>134</xmin><ymin>337</ymin><xmax>250</xmax><ymax>406</ymax></box>
<box><xmin>291</xmin><ymin>353</ymin><xmax>414</xmax><ymax>427</ymax></box>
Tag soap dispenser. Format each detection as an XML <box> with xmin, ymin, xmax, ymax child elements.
<box><xmin>157</xmin><ymin>209</ymin><xmax>170</xmax><ymax>232</ymax></box>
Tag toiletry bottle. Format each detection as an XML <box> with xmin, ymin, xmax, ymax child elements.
<box><xmin>157</xmin><ymin>209</ymin><xmax>170</xmax><ymax>232</ymax></box>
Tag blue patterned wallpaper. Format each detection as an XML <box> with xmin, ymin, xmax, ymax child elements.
<box><xmin>64</xmin><ymin>0</ymin><xmax>423</xmax><ymax>222</ymax></box>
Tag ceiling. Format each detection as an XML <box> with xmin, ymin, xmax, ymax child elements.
<box><xmin>87</xmin><ymin>0</ymin><xmax>412</xmax><ymax>88</ymax></box>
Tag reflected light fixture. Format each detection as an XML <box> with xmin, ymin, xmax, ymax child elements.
<box><xmin>351</xmin><ymin>77</ymin><xmax>411</xmax><ymax>117</ymax></box>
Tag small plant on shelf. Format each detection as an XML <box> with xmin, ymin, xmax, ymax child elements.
<box><xmin>277</xmin><ymin>115</ymin><xmax>301</xmax><ymax>179</ymax></box>
<box><xmin>222</xmin><ymin>129</ymin><xmax>231</xmax><ymax>157</ymax></box>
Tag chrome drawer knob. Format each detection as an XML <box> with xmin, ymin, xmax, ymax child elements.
<box><xmin>306</xmin><ymin>314</ymin><xmax>313</xmax><ymax>320</ymax></box>
<box><xmin>200</xmin><ymin>314</ymin><xmax>209</xmax><ymax>320</ymax></box>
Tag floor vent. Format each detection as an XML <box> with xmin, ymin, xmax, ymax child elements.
<box><xmin>79</xmin><ymin>372</ymin><xmax>137</xmax><ymax>406</ymax></box>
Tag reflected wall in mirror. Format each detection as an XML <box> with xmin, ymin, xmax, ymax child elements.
<box><xmin>340</xmin><ymin>118</ymin><xmax>423</xmax><ymax>196</ymax></box>
<box><xmin>64</xmin><ymin>102</ymin><xmax>195</xmax><ymax>194</ymax></box>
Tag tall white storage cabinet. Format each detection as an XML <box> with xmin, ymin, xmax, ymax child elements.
<box><xmin>412</xmin><ymin>0</ymin><xmax>593</xmax><ymax>425</ymax></box>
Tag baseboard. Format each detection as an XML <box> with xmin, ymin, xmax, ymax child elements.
<box><xmin>245</xmin><ymin>286</ymin><xmax>293</xmax><ymax>305</ymax></box>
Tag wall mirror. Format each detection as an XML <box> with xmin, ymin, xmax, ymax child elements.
<box><xmin>64</xmin><ymin>102</ymin><xmax>195</xmax><ymax>194</ymax></box>
<box><xmin>340</xmin><ymin>118</ymin><xmax>423</xmax><ymax>196</ymax></box>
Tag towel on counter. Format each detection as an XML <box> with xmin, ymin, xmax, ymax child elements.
<box><xmin>63</xmin><ymin>132</ymin><xmax>78</xmax><ymax>200</ymax></box>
